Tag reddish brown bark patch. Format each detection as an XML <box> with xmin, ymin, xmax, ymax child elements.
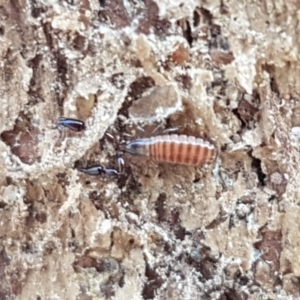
<box><xmin>255</xmin><ymin>230</ymin><xmax>282</xmax><ymax>271</ymax></box>
<box><xmin>1</xmin><ymin>117</ymin><xmax>40</xmax><ymax>165</ymax></box>
<box><xmin>137</xmin><ymin>0</ymin><xmax>170</xmax><ymax>35</ymax></box>
<box><xmin>98</xmin><ymin>0</ymin><xmax>130</xmax><ymax>29</ymax></box>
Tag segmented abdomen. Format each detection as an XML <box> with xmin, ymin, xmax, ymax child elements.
<box><xmin>145</xmin><ymin>134</ymin><xmax>216</xmax><ymax>166</ymax></box>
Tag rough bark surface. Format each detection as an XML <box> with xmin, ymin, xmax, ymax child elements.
<box><xmin>0</xmin><ymin>0</ymin><xmax>300</xmax><ymax>299</ymax></box>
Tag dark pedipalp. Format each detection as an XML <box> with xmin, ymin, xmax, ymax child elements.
<box><xmin>57</xmin><ymin>117</ymin><xmax>85</xmax><ymax>132</ymax></box>
<box><xmin>77</xmin><ymin>166</ymin><xmax>119</xmax><ymax>176</ymax></box>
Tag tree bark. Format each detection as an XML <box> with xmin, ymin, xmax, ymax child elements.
<box><xmin>0</xmin><ymin>0</ymin><xmax>299</xmax><ymax>298</ymax></box>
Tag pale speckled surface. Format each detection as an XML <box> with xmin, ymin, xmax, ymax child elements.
<box><xmin>1</xmin><ymin>0</ymin><xmax>300</xmax><ymax>299</ymax></box>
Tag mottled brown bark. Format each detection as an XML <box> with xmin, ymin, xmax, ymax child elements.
<box><xmin>0</xmin><ymin>0</ymin><xmax>300</xmax><ymax>299</ymax></box>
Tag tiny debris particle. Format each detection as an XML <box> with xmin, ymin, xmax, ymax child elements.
<box><xmin>100</xmin><ymin>257</ymin><xmax>119</xmax><ymax>273</ymax></box>
<box><xmin>267</xmin><ymin>171</ymin><xmax>287</xmax><ymax>195</ymax></box>
<box><xmin>236</xmin><ymin>203</ymin><xmax>251</xmax><ymax>219</ymax></box>
<box><xmin>210</xmin><ymin>49</ymin><xmax>234</xmax><ymax>66</ymax></box>
<box><xmin>269</xmin><ymin>171</ymin><xmax>283</xmax><ymax>185</ymax></box>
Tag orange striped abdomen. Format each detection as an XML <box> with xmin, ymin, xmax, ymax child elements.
<box><xmin>139</xmin><ymin>134</ymin><xmax>216</xmax><ymax>166</ymax></box>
